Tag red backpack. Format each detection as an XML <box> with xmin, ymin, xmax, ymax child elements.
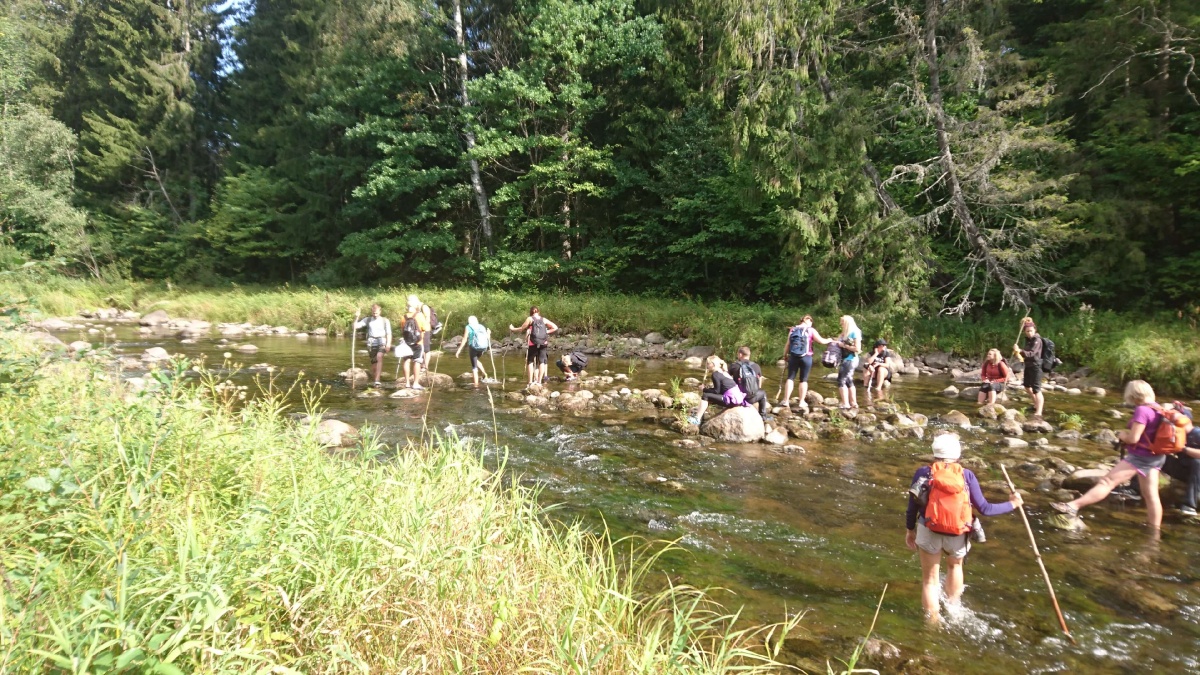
<box><xmin>924</xmin><ymin>462</ymin><xmax>973</xmax><ymax>535</ymax></box>
<box><xmin>1147</xmin><ymin>403</ymin><xmax>1194</xmax><ymax>455</ymax></box>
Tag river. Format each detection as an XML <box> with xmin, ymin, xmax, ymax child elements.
<box><xmin>57</xmin><ymin>324</ymin><xmax>1200</xmax><ymax>673</ymax></box>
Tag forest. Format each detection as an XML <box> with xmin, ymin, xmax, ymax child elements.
<box><xmin>2</xmin><ymin>0</ymin><xmax>1198</xmax><ymax>316</ymax></box>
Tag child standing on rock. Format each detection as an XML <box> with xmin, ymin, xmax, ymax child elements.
<box><xmin>906</xmin><ymin>434</ymin><xmax>1022</xmax><ymax>625</ymax></box>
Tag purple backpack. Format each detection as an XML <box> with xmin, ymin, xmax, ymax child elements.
<box><xmin>722</xmin><ymin>387</ymin><xmax>747</xmax><ymax>407</ymax></box>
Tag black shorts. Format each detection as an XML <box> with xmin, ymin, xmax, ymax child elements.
<box><xmin>403</xmin><ymin>343</ymin><xmax>424</xmax><ymax>362</ymax></box>
<box><xmin>980</xmin><ymin>381</ymin><xmax>1006</xmax><ymax>394</ymax></box>
<box><xmin>787</xmin><ymin>354</ymin><xmax>813</xmax><ymax>383</ymax></box>
<box><xmin>527</xmin><ymin>344</ymin><xmax>548</xmax><ymax>365</ymax></box>
<box><xmin>1022</xmin><ymin>365</ymin><xmax>1042</xmax><ymax>392</ymax></box>
<box><xmin>469</xmin><ymin>346</ymin><xmax>487</xmax><ymax>370</ymax></box>
<box><xmin>367</xmin><ymin>341</ymin><xmax>387</xmax><ymax>362</ymax></box>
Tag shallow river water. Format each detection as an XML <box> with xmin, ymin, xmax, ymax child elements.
<box><xmin>61</xmin><ymin>325</ymin><xmax>1200</xmax><ymax>673</ymax></box>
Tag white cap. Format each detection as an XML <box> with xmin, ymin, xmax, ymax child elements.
<box><xmin>931</xmin><ymin>433</ymin><xmax>962</xmax><ymax>460</ymax></box>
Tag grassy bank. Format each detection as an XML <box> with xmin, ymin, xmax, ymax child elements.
<box><xmin>4</xmin><ymin>272</ymin><xmax>1199</xmax><ymax>395</ymax></box>
<box><xmin>0</xmin><ymin>334</ymin><xmax>799</xmax><ymax>672</ymax></box>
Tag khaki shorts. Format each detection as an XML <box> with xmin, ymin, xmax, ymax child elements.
<box><xmin>916</xmin><ymin>522</ymin><xmax>970</xmax><ymax>559</ymax></box>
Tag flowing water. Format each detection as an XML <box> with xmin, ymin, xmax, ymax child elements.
<box><xmin>59</xmin><ymin>326</ymin><xmax>1200</xmax><ymax>672</ymax></box>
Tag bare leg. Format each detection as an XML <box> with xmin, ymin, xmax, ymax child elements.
<box><xmin>1033</xmin><ymin>390</ymin><xmax>1045</xmax><ymax>416</ymax></box>
<box><xmin>782</xmin><ymin>378</ymin><xmax>795</xmax><ymax>407</ymax></box>
<box><xmin>799</xmin><ymin>380</ymin><xmax>810</xmax><ymax>407</ymax></box>
<box><xmin>919</xmin><ymin>548</ymin><xmax>943</xmax><ymax>624</ymax></box>
<box><xmin>403</xmin><ymin>359</ymin><xmax>413</xmax><ymax>388</ymax></box>
<box><xmin>1138</xmin><ymin>469</ymin><xmax>1163</xmax><ymax>531</ymax></box>
<box><xmin>848</xmin><ymin>382</ymin><xmax>858</xmax><ymax>408</ymax></box>
<box><xmin>694</xmin><ymin>400</ymin><xmax>709</xmax><ymax>421</ymax></box>
<box><xmin>1069</xmin><ymin>461</ymin><xmax>1140</xmax><ymax>510</ymax></box>
<box><xmin>943</xmin><ymin>555</ymin><xmax>965</xmax><ymax>606</ymax></box>
<box><xmin>372</xmin><ymin>353</ymin><xmax>384</xmax><ymax>383</ymax></box>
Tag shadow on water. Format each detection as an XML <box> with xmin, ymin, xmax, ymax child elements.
<box><xmin>74</xmin><ymin>326</ymin><xmax>1200</xmax><ymax>673</ymax></box>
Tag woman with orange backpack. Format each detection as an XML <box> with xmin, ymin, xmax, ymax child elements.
<box><xmin>906</xmin><ymin>433</ymin><xmax>1023</xmax><ymax>625</ymax></box>
<box><xmin>1052</xmin><ymin>380</ymin><xmax>1193</xmax><ymax>531</ymax></box>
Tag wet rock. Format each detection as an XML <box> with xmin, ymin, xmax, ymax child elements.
<box><xmin>1017</xmin><ymin>462</ymin><xmax>1052</xmax><ymax>481</ymax></box>
<box><xmin>781</xmin><ymin>444</ymin><xmax>806</xmax><ymax>455</ymax></box>
<box><xmin>685</xmin><ymin>345</ymin><xmax>716</xmax><ymax>359</ymax></box>
<box><xmin>683</xmin><ymin>356</ymin><xmax>703</xmax><ymax>369</ymax></box>
<box><xmin>700</xmin><ymin>406</ymin><xmax>765</xmax><ymax>443</ymax></box>
<box><xmin>1055</xmin><ymin>429</ymin><xmax>1082</xmax><ymax>442</ymax></box>
<box><xmin>673</xmin><ymin>438</ymin><xmax>701</xmax><ymax>449</ymax></box>
<box><xmin>357</xmin><ymin>389</ymin><xmax>383</xmax><ymax>398</ymax></box>
<box><xmin>37</xmin><ymin>318</ymin><xmax>75</xmax><ymax>331</ymax></box>
<box><xmin>138</xmin><ymin>309</ymin><xmax>170</xmax><ymax>326</ymax></box>
<box><xmin>1024</xmin><ymin>419</ymin><xmax>1054</xmax><ymax>433</ymax></box>
<box><xmin>141</xmin><ymin>347</ymin><xmax>171</xmax><ymax>362</ymax></box>
<box><xmin>941</xmin><ymin>410</ymin><xmax>971</xmax><ymax>428</ymax></box>
<box><xmin>219</xmin><ymin>324</ymin><xmax>246</xmax><ymax>336</ymax></box>
<box><xmin>911</xmin><ymin>413</ymin><xmax>929</xmax><ymax>427</ymax></box>
<box><xmin>67</xmin><ymin>340</ymin><xmax>92</xmax><ymax>355</ymax></box>
<box><xmin>960</xmin><ymin>456</ymin><xmax>988</xmax><ymax>472</ymax></box>
<box><xmin>683</xmin><ymin>377</ymin><xmax>701</xmax><ymax>388</ymax></box>
<box><xmin>823</xmin><ymin>426</ymin><xmax>859</xmax><ymax>441</ymax></box>
<box><xmin>117</xmin><ymin>357</ymin><xmax>141</xmax><ymax>369</ymax></box>
<box><xmin>1086</xmin><ymin>387</ymin><xmax>1107</xmax><ymax>397</ymax></box>
<box><xmin>1039</xmin><ymin>456</ymin><xmax>1075</xmax><ymax>474</ymax></box>
<box><xmin>957</xmin><ymin>386</ymin><xmax>980</xmax><ymax>401</ymax></box>
<box><xmin>644</xmin><ymin>331</ymin><xmax>667</xmax><ymax>344</ymax></box>
<box><xmin>894</xmin><ymin>426</ymin><xmax>925</xmax><ymax>440</ymax></box>
<box><xmin>763</xmin><ymin>428</ymin><xmax>788</xmax><ymax>445</ymax></box>
<box><xmin>862</xmin><ymin>638</ymin><xmax>902</xmax><ymax>665</ymax></box>
<box><xmin>977</xmin><ymin>403</ymin><xmax>1005</xmax><ymax>420</ymax></box>
<box><xmin>340</xmin><ymin>367</ymin><xmax>368</xmax><ymax>382</ymax></box>
<box><xmin>923</xmin><ymin>351</ymin><xmax>953</xmax><ymax>369</ymax></box>
<box><xmin>505</xmin><ymin>391</ymin><xmax>525</xmax><ymax>402</ymax></box>
<box><xmin>805</xmin><ymin>391</ymin><xmax>825</xmax><ymax>408</ymax></box>
<box><xmin>1062</xmin><ymin>468</ymin><xmax>1108</xmax><ymax>491</ymax></box>
<box><xmin>1000</xmin><ymin>419</ymin><xmax>1024</xmax><ymax>436</ymax></box>
<box><xmin>1043</xmin><ymin>513</ymin><xmax>1086</xmax><ymax>532</ymax></box>
<box><xmin>525</xmin><ymin>395</ymin><xmax>550</xmax><ymax>407</ymax></box>
<box><xmin>1090</xmin><ymin>429</ymin><xmax>1121</xmax><ymax>447</ymax></box>
<box><xmin>1002</xmin><ymin>437</ymin><xmax>1029</xmax><ymax>448</ymax></box>
<box><xmin>418</xmin><ymin>372</ymin><xmax>455</xmax><ymax>388</ymax></box>
<box><xmin>390</xmin><ymin>388</ymin><xmax>420</xmax><ymax>398</ymax></box>
<box><xmin>315</xmin><ymin>419</ymin><xmax>359</xmax><ymax>447</ymax></box>
<box><xmin>1065</xmin><ymin>388</ymin><xmax>1082</xmax><ymax>395</ymax></box>
<box><xmin>236</xmin><ymin>344</ymin><xmax>259</xmax><ymax>353</ymax></box>
<box><xmin>941</xmin><ymin>385</ymin><xmax>960</xmax><ymax>397</ymax></box>
<box><xmin>601</xmin><ymin>419</ymin><xmax>627</xmax><ymax>426</ymax></box>
<box><xmin>656</xmin><ymin>395</ymin><xmax>675</xmax><ymax>409</ymax></box>
<box><xmin>1053</xmin><ymin>489</ymin><xmax>1078</xmax><ymax>502</ymax></box>
<box><xmin>889</xmin><ymin>413</ymin><xmax>917</xmax><ymax>428</ymax></box>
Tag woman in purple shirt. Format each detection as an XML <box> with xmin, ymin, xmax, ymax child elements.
<box><xmin>1052</xmin><ymin>380</ymin><xmax>1166</xmax><ymax>531</ymax></box>
<box><xmin>906</xmin><ymin>434</ymin><xmax>1022</xmax><ymax>625</ymax></box>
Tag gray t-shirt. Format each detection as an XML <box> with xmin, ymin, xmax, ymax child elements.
<box><xmin>356</xmin><ymin>316</ymin><xmax>392</xmax><ymax>343</ymax></box>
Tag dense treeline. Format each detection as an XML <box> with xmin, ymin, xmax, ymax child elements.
<box><xmin>1</xmin><ymin>0</ymin><xmax>1198</xmax><ymax>315</ymax></box>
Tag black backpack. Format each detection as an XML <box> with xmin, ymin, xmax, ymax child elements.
<box><xmin>738</xmin><ymin>362</ymin><xmax>760</xmax><ymax>396</ymax></box>
<box><xmin>402</xmin><ymin>315</ymin><xmax>421</xmax><ymax>345</ymax></box>
<box><xmin>426</xmin><ymin>305</ymin><xmax>441</xmax><ymax>335</ymax></box>
<box><xmin>569</xmin><ymin>351</ymin><xmax>589</xmax><ymax>369</ymax></box>
<box><xmin>1040</xmin><ymin>336</ymin><xmax>1061</xmax><ymax>373</ymax></box>
<box><xmin>530</xmin><ymin>317</ymin><xmax>549</xmax><ymax>347</ymax></box>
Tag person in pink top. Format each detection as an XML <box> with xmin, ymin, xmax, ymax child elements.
<box><xmin>1052</xmin><ymin>380</ymin><xmax>1166</xmax><ymax>531</ymax></box>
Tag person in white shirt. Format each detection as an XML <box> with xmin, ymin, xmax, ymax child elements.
<box><xmin>354</xmin><ymin>304</ymin><xmax>391</xmax><ymax>387</ymax></box>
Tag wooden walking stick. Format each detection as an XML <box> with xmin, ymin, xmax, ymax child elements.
<box><xmin>1000</xmin><ymin>464</ymin><xmax>1075</xmax><ymax>644</ymax></box>
<box><xmin>351</xmin><ymin>308</ymin><xmax>360</xmax><ymax>391</ymax></box>
<box><xmin>1011</xmin><ymin>316</ymin><xmax>1033</xmax><ymax>363</ymax></box>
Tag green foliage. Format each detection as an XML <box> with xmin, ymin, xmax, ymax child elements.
<box><xmin>0</xmin><ymin>333</ymin><xmax>802</xmax><ymax>672</ymax></box>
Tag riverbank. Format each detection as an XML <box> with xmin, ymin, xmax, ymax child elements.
<box><xmin>0</xmin><ymin>333</ymin><xmax>801</xmax><ymax>672</ymax></box>
<box><xmin>3</xmin><ymin>272</ymin><xmax>1199</xmax><ymax>395</ymax></box>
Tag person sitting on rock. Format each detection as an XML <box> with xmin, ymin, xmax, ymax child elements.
<box><xmin>861</xmin><ymin>339</ymin><xmax>894</xmax><ymax>394</ymax></box>
<box><xmin>1159</xmin><ymin>405</ymin><xmax>1200</xmax><ymax>517</ymax></box>
<box><xmin>729</xmin><ymin>346</ymin><xmax>770</xmax><ymax>418</ymax></box>
<box><xmin>906</xmin><ymin>433</ymin><xmax>1022</xmax><ymax>625</ymax></box>
<box><xmin>977</xmin><ymin>348</ymin><xmax>1012</xmax><ymax>406</ymax></box>
<box><xmin>687</xmin><ymin>355</ymin><xmax>741</xmax><ymax>425</ymax></box>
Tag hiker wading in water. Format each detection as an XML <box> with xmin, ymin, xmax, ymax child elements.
<box><xmin>509</xmin><ymin>306</ymin><xmax>558</xmax><ymax>385</ymax></box>
<box><xmin>780</xmin><ymin>315</ymin><xmax>831</xmax><ymax>411</ymax></box>
<box><xmin>353</xmin><ymin>303</ymin><xmax>391</xmax><ymax>387</ymax></box>
<box><xmin>906</xmin><ymin>434</ymin><xmax>1022</xmax><ymax>625</ymax></box>
<box><xmin>1014</xmin><ymin>319</ymin><xmax>1045</xmax><ymax>419</ymax></box>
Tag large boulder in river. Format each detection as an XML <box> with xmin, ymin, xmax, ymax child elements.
<box><xmin>141</xmin><ymin>347</ymin><xmax>171</xmax><ymax>362</ymax></box>
<box><xmin>1062</xmin><ymin>468</ymin><xmax>1109</xmax><ymax>491</ymax></box>
<box><xmin>685</xmin><ymin>345</ymin><xmax>716</xmax><ymax>359</ymax></box>
<box><xmin>139</xmin><ymin>309</ymin><xmax>170</xmax><ymax>326</ymax></box>
<box><xmin>37</xmin><ymin>318</ymin><xmax>75</xmax><ymax>331</ymax></box>
<box><xmin>700</xmin><ymin>407</ymin><xmax>765</xmax><ymax>443</ymax></box>
<box><xmin>977</xmin><ymin>403</ymin><xmax>1005</xmax><ymax>420</ymax></box>
<box><xmin>315</xmin><ymin>419</ymin><xmax>359</xmax><ymax>447</ymax></box>
<box><xmin>941</xmin><ymin>410</ymin><xmax>971</xmax><ymax>428</ymax></box>
<box><xmin>418</xmin><ymin>371</ymin><xmax>456</xmax><ymax>388</ymax></box>
<box><xmin>923</xmin><ymin>351</ymin><xmax>953</xmax><ymax>369</ymax></box>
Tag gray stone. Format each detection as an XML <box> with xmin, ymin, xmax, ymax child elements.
<box><xmin>684</xmin><ymin>345</ymin><xmax>716</xmax><ymax>359</ymax></box>
<box><xmin>958</xmin><ymin>386</ymin><xmax>981</xmax><ymax>400</ymax></box>
<box><xmin>37</xmin><ymin>318</ymin><xmax>75</xmax><ymax>331</ymax></box>
<box><xmin>977</xmin><ymin>403</ymin><xmax>1005</xmax><ymax>420</ymax></box>
<box><xmin>942</xmin><ymin>410</ymin><xmax>972</xmax><ymax>428</ymax></box>
<box><xmin>763</xmin><ymin>428</ymin><xmax>789</xmax><ymax>445</ymax></box>
<box><xmin>625</xmin><ymin>337</ymin><xmax>644</xmax><ymax>348</ymax></box>
<box><xmin>683</xmin><ymin>356</ymin><xmax>704</xmax><ymax>369</ymax></box>
<box><xmin>1000</xmin><ymin>420</ymin><xmax>1024</xmax><ymax>436</ymax></box>
<box><xmin>1065</xmin><ymin>388</ymin><xmax>1082</xmax><ymax>396</ymax></box>
<box><xmin>1086</xmin><ymin>387</ymin><xmax>1107</xmax><ymax>397</ymax></box>
<box><xmin>1024</xmin><ymin>419</ymin><xmax>1054</xmax><ymax>434</ymax></box>
<box><xmin>418</xmin><ymin>372</ymin><xmax>456</xmax><ymax>388</ymax></box>
<box><xmin>340</xmin><ymin>367</ymin><xmax>368</xmax><ymax>382</ymax></box>
<box><xmin>942</xmin><ymin>385</ymin><xmax>960</xmax><ymax>397</ymax></box>
<box><xmin>901</xmin><ymin>366</ymin><xmax>920</xmax><ymax>376</ymax></box>
<box><xmin>138</xmin><ymin>309</ymin><xmax>170</xmax><ymax>326</ymax></box>
<box><xmin>923</xmin><ymin>351</ymin><xmax>953</xmax><ymax>369</ymax></box>
<box><xmin>67</xmin><ymin>340</ymin><xmax>92</xmax><ymax>354</ymax></box>
<box><xmin>315</xmin><ymin>419</ymin><xmax>359</xmax><ymax>447</ymax></box>
<box><xmin>805</xmin><ymin>391</ymin><xmax>825</xmax><ymax>408</ymax></box>
<box><xmin>236</xmin><ymin>344</ymin><xmax>259</xmax><ymax>353</ymax></box>
<box><xmin>700</xmin><ymin>406</ymin><xmax>766</xmax><ymax>443</ymax></box>
<box><xmin>644</xmin><ymin>332</ymin><xmax>667</xmax><ymax>344</ymax></box>
<box><xmin>1043</xmin><ymin>513</ymin><xmax>1087</xmax><ymax>532</ymax></box>
<box><xmin>1002</xmin><ymin>437</ymin><xmax>1029</xmax><ymax>448</ymax></box>
<box><xmin>1055</xmin><ymin>429</ymin><xmax>1082</xmax><ymax>442</ymax></box>
<box><xmin>141</xmin><ymin>347</ymin><xmax>171</xmax><ymax>362</ymax></box>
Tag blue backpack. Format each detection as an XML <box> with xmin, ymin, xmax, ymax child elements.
<box><xmin>467</xmin><ymin>324</ymin><xmax>490</xmax><ymax>350</ymax></box>
<box><xmin>788</xmin><ymin>325</ymin><xmax>812</xmax><ymax>356</ymax></box>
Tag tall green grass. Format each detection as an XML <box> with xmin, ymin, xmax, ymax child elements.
<box><xmin>0</xmin><ymin>334</ymin><xmax>800</xmax><ymax>672</ymax></box>
<box><xmin>4</xmin><ymin>271</ymin><xmax>1200</xmax><ymax>395</ymax></box>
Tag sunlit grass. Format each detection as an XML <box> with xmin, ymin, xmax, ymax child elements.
<box><xmin>0</xmin><ymin>334</ymin><xmax>801</xmax><ymax>673</ymax></box>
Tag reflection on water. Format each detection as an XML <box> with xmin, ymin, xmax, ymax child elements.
<box><xmin>58</xmin><ymin>325</ymin><xmax>1200</xmax><ymax>672</ymax></box>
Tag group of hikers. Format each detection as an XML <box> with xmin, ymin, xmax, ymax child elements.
<box><xmin>353</xmin><ymin>303</ymin><xmax>1199</xmax><ymax>625</ymax></box>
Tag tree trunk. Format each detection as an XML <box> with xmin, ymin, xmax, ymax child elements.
<box><xmin>452</xmin><ymin>0</ymin><xmax>493</xmax><ymax>256</ymax></box>
<box><xmin>921</xmin><ymin>0</ymin><xmax>1028</xmax><ymax>308</ymax></box>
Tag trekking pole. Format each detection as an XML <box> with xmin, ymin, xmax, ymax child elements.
<box><xmin>420</xmin><ymin>312</ymin><xmax>452</xmax><ymax>445</ymax></box>
<box><xmin>1011</xmin><ymin>316</ymin><xmax>1032</xmax><ymax>363</ymax></box>
<box><xmin>999</xmin><ymin>464</ymin><xmax>1075</xmax><ymax>644</ymax></box>
<box><xmin>350</xmin><ymin>309</ymin><xmax>360</xmax><ymax>391</ymax></box>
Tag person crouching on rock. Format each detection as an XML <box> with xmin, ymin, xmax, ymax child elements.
<box><xmin>1051</xmin><ymin>380</ymin><xmax>1172</xmax><ymax>533</ymax></box>
<box><xmin>687</xmin><ymin>355</ymin><xmax>741</xmax><ymax>426</ymax></box>
<box><xmin>906</xmin><ymin>433</ymin><xmax>1022</xmax><ymax>625</ymax></box>
<box><xmin>557</xmin><ymin>351</ymin><xmax>588</xmax><ymax>381</ymax></box>
<box><xmin>977</xmin><ymin>348</ymin><xmax>1011</xmax><ymax>406</ymax></box>
<box><xmin>729</xmin><ymin>346</ymin><xmax>770</xmax><ymax>419</ymax></box>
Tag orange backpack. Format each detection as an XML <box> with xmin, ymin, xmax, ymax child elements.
<box><xmin>1147</xmin><ymin>403</ymin><xmax>1194</xmax><ymax>455</ymax></box>
<box><xmin>924</xmin><ymin>462</ymin><xmax>973</xmax><ymax>535</ymax></box>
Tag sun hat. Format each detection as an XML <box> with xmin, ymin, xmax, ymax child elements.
<box><xmin>931</xmin><ymin>433</ymin><xmax>962</xmax><ymax>461</ymax></box>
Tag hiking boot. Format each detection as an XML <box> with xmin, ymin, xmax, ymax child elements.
<box><xmin>1050</xmin><ymin>502</ymin><xmax>1078</xmax><ymax>517</ymax></box>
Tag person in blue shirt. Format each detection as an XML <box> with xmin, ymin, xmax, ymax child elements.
<box><xmin>836</xmin><ymin>315</ymin><xmax>862</xmax><ymax>410</ymax></box>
